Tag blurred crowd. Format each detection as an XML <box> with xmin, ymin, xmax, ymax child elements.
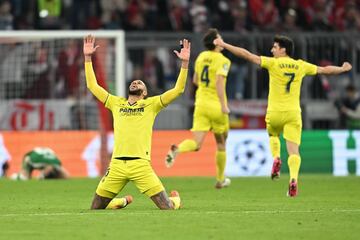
<box><xmin>0</xmin><ymin>0</ymin><xmax>360</xmax><ymax>32</ymax></box>
<box><xmin>0</xmin><ymin>0</ymin><xmax>358</xmax><ymax>130</ymax></box>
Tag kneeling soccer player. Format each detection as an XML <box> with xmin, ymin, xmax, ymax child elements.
<box><xmin>84</xmin><ymin>35</ymin><xmax>190</xmax><ymax>210</ymax></box>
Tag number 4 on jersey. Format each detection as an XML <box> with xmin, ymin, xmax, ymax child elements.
<box><xmin>201</xmin><ymin>65</ymin><xmax>210</xmax><ymax>87</ymax></box>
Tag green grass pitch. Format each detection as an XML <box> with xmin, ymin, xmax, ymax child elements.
<box><xmin>0</xmin><ymin>175</ymin><xmax>359</xmax><ymax>240</ymax></box>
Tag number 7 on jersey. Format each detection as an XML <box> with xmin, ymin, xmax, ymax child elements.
<box><xmin>284</xmin><ymin>73</ymin><xmax>295</xmax><ymax>93</ymax></box>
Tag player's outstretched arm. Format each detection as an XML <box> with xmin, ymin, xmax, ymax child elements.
<box><xmin>214</xmin><ymin>38</ymin><xmax>261</xmax><ymax>65</ymax></box>
<box><xmin>161</xmin><ymin>39</ymin><xmax>190</xmax><ymax>106</ymax></box>
<box><xmin>317</xmin><ymin>62</ymin><xmax>352</xmax><ymax>75</ymax></box>
<box><xmin>84</xmin><ymin>35</ymin><xmax>109</xmax><ymax>103</ymax></box>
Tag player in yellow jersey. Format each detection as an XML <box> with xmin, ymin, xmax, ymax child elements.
<box><xmin>84</xmin><ymin>35</ymin><xmax>190</xmax><ymax>209</ymax></box>
<box><xmin>213</xmin><ymin>35</ymin><xmax>352</xmax><ymax>197</ymax></box>
<box><xmin>165</xmin><ymin>28</ymin><xmax>232</xmax><ymax>189</ymax></box>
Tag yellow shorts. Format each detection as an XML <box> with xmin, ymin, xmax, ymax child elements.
<box><xmin>96</xmin><ymin>159</ymin><xmax>164</xmax><ymax>199</ymax></box>
<box><xmin>265</xmin><ymin>111</ymin><xmax>302</xmax><ymax>145</ymax></box>
<box><xmin>191</xmin><ymin>105</ymin><xmax>229</xmax><ymax>134</ymax></box>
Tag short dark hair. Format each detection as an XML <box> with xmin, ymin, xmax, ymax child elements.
<box><xmin>273</xmin><ymin>35</ymin><xmax>294</xmax><ymax>57</ymax></box>
<box><xmin>203</xmin><ymin>28</ymin><xmax>219</xmax><ymax>50</ymax></box>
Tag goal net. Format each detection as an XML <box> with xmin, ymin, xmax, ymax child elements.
<box><xmin>0</xmin><ymin>30</ymin><xmax>125</xmax><ymax>175</ymax></box>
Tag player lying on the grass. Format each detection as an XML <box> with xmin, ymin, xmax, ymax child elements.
<box><xmin>11</xmin><ymin>147</ymin><xmax>70</xmax><ymax>180</ymax></box>
<box><xmin>213</xmin><ymin>35</ymin><xmax>352</xmax><ymax>197</ymax></box>
<box><xmin>84</xmin><ymin>35</ymin><xmax>190</xmax><ymax>210</ymax></box>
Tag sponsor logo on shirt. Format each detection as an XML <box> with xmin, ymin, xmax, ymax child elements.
<box><xmin>119</xmin><ymin>107</ymin><xmax>145</xmax><ymax>116</ymax></box>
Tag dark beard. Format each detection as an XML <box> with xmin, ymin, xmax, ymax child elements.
<box><xmin>128</xmin><ymin>89</ymin><xmax>143</xmax><ymax>96</ymax></box>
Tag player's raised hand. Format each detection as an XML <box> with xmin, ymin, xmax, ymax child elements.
<box><xmin>213</xmin><ymin>37</ymin><xmax>224</xmax><ymax>47</ymax></box>
<box><xmin>83</xmin><ymin>35</ymin><xmax>99</xmax><ymax>56</ymax></box>
<box><xmin>342</xmin><ymin>62</ymin><xmax>352</xmax><ymax>72</ymax></box>
<box><xmin>174</xmin><ymin>39</ymin><xmax>190</xmax><ymax>62</ymax></box>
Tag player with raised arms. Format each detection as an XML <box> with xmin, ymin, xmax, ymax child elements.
<box><xmin>84</xmin><ymin>35</ymin><xmax>190</xmax><ymax>209</ymax></box>
<box><xmin>213</xmin><ymin>35</ymin><xmax>352</xmax><ymax>196</ymax></box>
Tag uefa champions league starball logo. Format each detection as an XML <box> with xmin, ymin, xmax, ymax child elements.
<box><xmin>233</xmin><ymin>139</ymin><xmax>267</xmax><ymax>175</ymax></box>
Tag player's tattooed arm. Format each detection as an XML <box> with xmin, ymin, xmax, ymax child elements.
<box><xmin>150</xmin><ymin>191</ymin><xmax>174</xmax><ymax>210</ymax></box>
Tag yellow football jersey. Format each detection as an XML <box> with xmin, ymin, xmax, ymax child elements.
<box><xmin>194</xmin><ymin>51</ymin><xmax>231</xmax><ymax>108</ymax></box>
<box><xmin>261</xmin><ymin>56</ymin><xmax>317</xmax><ymax>111</ymax></box>
<box><xmin>105</xmin><ymin>95</ymin><xmax>165</xmax><ymax>160</ymax></box>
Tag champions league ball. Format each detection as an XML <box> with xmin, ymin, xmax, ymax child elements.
<box><xmin>233</xmin><ymin>139</ymin><xmax>267</xmax><ymax>175</ymax></box>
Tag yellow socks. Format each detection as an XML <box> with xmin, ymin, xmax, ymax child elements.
<box><xmin>178</xmin><ymin>139</ymin><xmax>198</xmax><ymax>153</ymax></box>
<box><xmin>216</xmin><ymin>151</ymin><xmax>226</xmax><ymax>182</ymax></box>
<box><xmin>106</xmin><ymin>197</ymin><xmax>127</xmax><ymax>209</ymax></box>
<box><xmin>269</xmin><ymin>136</ymin><xmax>280</xmax><ymax>158</ymax></box>
<box><xmin>288</xmin><ymin>154</ymin><xmax>301</xmax><ymax>182</ymax></box>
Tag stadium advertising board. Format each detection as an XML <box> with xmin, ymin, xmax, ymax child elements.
<box><xmin>1</xmin><ymin>131</ymin><xmax>218</xmax><ymax>177</ymax></box>
<box><xmin>1</xmin><ymin>130</ymin><xmax>359</xmax><ymax>177</ymax></box>
<box><xmin>227</xmin><ymin>130</ymin><xmax>360</xmax><ymax>176</ymax></box>
<box><xmin>0</xmin><ymin>100</ymin><xmax>72</xmax><ymax>130</ymax></box>
<box><xmin>225</xmin><ymin>130</ymin><xmax>273</xmax><ymax>176</ymax></box>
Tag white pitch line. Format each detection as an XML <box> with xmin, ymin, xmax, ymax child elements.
<box><xmin>0</xmin><ymin>209</ymin><xmax>360</xmax><ymax>217</ymax></box>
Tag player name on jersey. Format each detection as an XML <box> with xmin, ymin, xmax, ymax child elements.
<box><xmin>203</xmin><ymin>58</ymin><xmax>212</xmax><ymax>64</ymax></box>
<box><xmin>278</xmin><ymin>63</ymin><xmax>299</xmax><ymax>69</ymax></box>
